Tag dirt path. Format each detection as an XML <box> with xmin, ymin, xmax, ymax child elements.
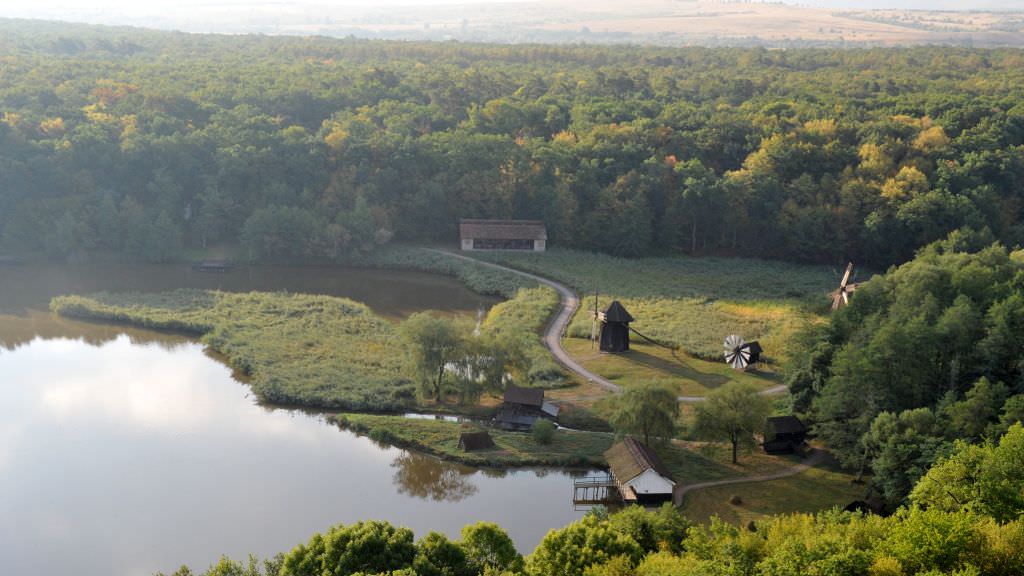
<box><xmin>673</xmin><ymin>448</ymin><xmax>828</xmax><ymax>505</ymax></box>
<box><xmin>429</xmin><ymin>249</ymin><xmax>788</xmax><ymax>402</ymax></box>
<box><xmin>429</xmin><ymin>249</ymin><xmax>622</xmax><ymax>393</ymax></box>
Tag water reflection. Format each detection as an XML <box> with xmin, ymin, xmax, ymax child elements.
<box><xmin>0</xmin><ymin>335</ymin><xmax>593</xmax><ymax>576</ymax></box>
<box><xmin>0</xmin><ymin>262</ymin><xmax>498</xmax><ymax>319</ymax></box>
<box><xmin>391</xmin><ymin>452</ymin><xmax>479</xmax><ymax>502</ymax></box>
<box><xmin>0</xmin><ymin>309</ymin><xmax>190</xmax><ymax>352</ymax></box>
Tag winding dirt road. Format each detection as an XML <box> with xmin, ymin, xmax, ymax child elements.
<box><xmin>431</xmin><ymin>249</ymin><xmax>788</xmax><ymax>402</ymax></box>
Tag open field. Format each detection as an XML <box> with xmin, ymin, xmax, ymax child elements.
<box><xmin>662</xmin><ymin>441</ymin><xmax>802</xmax><ymax>486</ymax></box>
<box><xmin>472</xmin><ymin>248</ymin><xmax>831</xmax><ymax>363</ymax></box>
<box><xmin>680</xmin><ymin>455</ymin><xmax>864</xmax><ymax>525</ymax></box>
<box><xmin>15</xmin><ymin>0</ymin><xmax>1023</xmax><ymax>46</ymax></box>
<box><xmin>562</xmin><ymin>338</ymin><xmax>779</xmax><ymax>397</ymax></box>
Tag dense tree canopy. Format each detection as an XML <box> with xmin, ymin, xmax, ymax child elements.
<box><xmin>788</xmin><ymin>233</ymin><xmax>1024</xmax><ymax>507</ymax></box>
<box><xmin>3</xmin><ymin>20</ymin><xmax>1024</xmax><ymax>265</ymax></box>
<box><xmin>160</xmin><ymin>488</ymin><xmax>1024</xmax><ymax>576</ymax></box>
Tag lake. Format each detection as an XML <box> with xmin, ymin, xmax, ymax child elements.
<box><xmin>0</xmin><ymin>263</ymin><xmax>591</xmax><ymax>576</ymax></box>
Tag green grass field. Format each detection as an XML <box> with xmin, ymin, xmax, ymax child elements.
<box><xmin>661</xmin><ymin>441</ymin><xmax>803</xmax><ymax>486</ymax></box>
<box><xmin>562</xmin><ymin>338</ymin><xmax>780</xmax><ymax>397</ymax></box>
<box><xmin>680</xmin><ymin>457</ymin><xmax>864</xmax><ymax>526</ymax></box>
<box><xmin>471</xmin><ymin>248</ymin><xmax>834</xmax><ymax>362</ymax></box>
<box><xmin>336</xmin><ymin>413</ymin><xmax>614</xmax><ymax>467</ymax></box>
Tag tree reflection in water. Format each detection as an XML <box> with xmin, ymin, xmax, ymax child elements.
<box><xmin>391</xmin><ymin>452</ymin><xmax>479</xmax><ymax>502</ymax></box>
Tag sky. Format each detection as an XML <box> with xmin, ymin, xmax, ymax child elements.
<box><xmin>0</xmin><ymin>0</ymin><xmax>1021</xmax><ymax>10</ymax></box>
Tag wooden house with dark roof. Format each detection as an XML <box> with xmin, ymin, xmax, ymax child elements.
<box><xmin>598</xmin><ymin>300</ymin><xmax>634</xmax><ymax>353</ymax></box>
<box><xmin>763</xmin><ymin>415</ymin><xmax>808</xmax><ymax>454</ymax></box>
<box><xmin>458</xmin><ymin>431</ymin><xmax>496</xmax><ymax>452</ymax></box>
<box><xmin>603</xmin><ymin>437</ymin><xmax>676</xmax><ymax>503</ymax></box>
<box><xmin>459</xmin><ymin>219</ymin><xmax>547</xmax><ymax>252</ymax></box>
<box><xmin>493</xmin><ymin>383</ymin><xmax>560</xmax><ymax>431</ymax></box>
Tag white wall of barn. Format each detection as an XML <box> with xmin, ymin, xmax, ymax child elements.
<box><xmin>626</xmin><ymin>469</ymin><xmax>675</xmax><ymax>495</ymax></box>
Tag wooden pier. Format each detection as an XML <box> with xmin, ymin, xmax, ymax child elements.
<box><xmin>573</xmin><ymin>475</ymin><xmax>620</xmax><ymax>506</ymax></box>
<box><xmin>192</xmin><ymin>260</ymin><xmax>234</xmax><ymax>273</ymax></box>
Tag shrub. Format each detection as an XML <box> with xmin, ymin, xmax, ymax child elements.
<box><xmin>532</xmin><ymin>420</ymin><xmax>556</xmax><ymax>445</ymax></box>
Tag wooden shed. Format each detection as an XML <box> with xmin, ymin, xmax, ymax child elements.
<box><xmin>459</xmin><ymin>219</ymin><xmax>547</xmax><ymax>251</ymax></box>
<box><xmin>458</xmin><ymin>431</ymin><xmax>496</xmax><ymax>452</ymax></box>
<box><xmin>599</xmin><ymin>300</ymin><xmax>634</xmax><ymax>353</ymax></box>
<box><xmin>493</xmin><ymin>383</ymin><xmax>559</xmax><ymax>431</ymax></box>
<box><xmin>603</xmin><ymin>437</ymin><xmax>676</xmax><ymax>504</ymax></box>
<box><xmin>763</xmin><ymin>416</ymin><xmax>808</xmax><ymax>454</ymax></box>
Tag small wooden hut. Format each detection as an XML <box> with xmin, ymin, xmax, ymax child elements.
<box><xmin>603</xmin><ymin>437</ymin><xmax>676</xmax><ymax>504</ymax></box>
<box><xmin>763</xmin><ymin>416</ymin><xmax>808</xmax><ymax>454</ymax></box>
<box><xmin>599</xmin><ymin>301</ymin><xmax>634</xmax><ymax>353</ymax></box>
<box><xmin>458</xmin><ymin>431</ymin><xmax>496</xmax><ymax>452</ymax></box>
<box><xmin>843</xmin><ymin>497</ymin><xmax>887</xmax><ymax>516</ymax></box>
<box><xmin>459</xmin><ymin>219</ymin><xmax>547</xmax><ymax>251</ymax></box>
<box><xmin>493</xmin><ymin>383</ymin><xmax>559</xmax><ymax>431</ymax></box>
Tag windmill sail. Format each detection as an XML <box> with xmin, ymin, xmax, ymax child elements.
<box><xmin>724</xmin><ymin>334</ymin><xmax>749</xmax><ymax>370</ymax></box>
<box><xmin>830</xmin><ymin>262</ymin><xmax>859</xmax><ymax>311</ymax></box>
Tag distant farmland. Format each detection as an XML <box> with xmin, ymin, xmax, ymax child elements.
<box><xmin>291</xmin><ymin>0</ymin><xmax>1024</xmax><ymax>47</ymax></box>
<box><xmin>21</xmin><ymin>0</ymin><xmax>1024</xmax><ymax>47</ymax></box>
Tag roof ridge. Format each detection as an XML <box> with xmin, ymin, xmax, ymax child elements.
<box><xmin>625</xmin><ymin>436</ymin><xmax>653</xmax><ymax>471</ymax></box>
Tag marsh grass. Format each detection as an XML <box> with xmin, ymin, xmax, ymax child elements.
<box><xmin>481</xmin><ymin>285</ymin><xmax>563</xmax><ymax>386</ymax></box>
<box><xmin>52</xmin><ymin>283</ymin><xmax>564</xmax><ymax>412</ymax></box>
<box><xmin>53</xmin><ymin>290</ymin><xmax>413</xmax><ymax>410</ymax></box>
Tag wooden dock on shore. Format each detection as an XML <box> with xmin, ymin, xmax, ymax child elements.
<box><xmin>572</xmin><ymin>475</ymin><xmax>619</xmax><ymax>505</ymax></box>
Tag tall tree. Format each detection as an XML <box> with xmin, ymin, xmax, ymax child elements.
<box><xmin>608</xmin><ymin>382</ymin><xmax>679</xmax><ymax>446</ymax></box>
<box><xmin>693</xmin><ymin>382</ymin><xmax>771</xmax><ymax>464</ymax></box>
<box><xmin>400</xmin><ymin>313</ymin><xmax>467</xmax><ymax>403</ymax></box>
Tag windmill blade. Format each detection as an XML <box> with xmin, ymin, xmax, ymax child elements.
<box><xmin>724</xmin><ymin>334</ymin><xmax>744</xmax><ymax>351</ymax></box>
<box><xmin>730</xmin><ymin>349</ymin><xmax>749</xmax><ymax>370</ymax></box>
<box><xmin>840</xmin><ymin>262</ymin><xmax>853</xmax><ymax>289</ymax></box>
<box><xmin>842</xmin><ymin>291</ymin><xmax>849</xmax><ymax>305</ymax></box>
<box><xmin>831</xmin><ymin>292</ymin><xmax>843</xmax><ymax>311</ymax></box>
<box><xmin>724</xmin><ymin>334</ymin><xmax>749</xmax><ymax>369</ymax></box>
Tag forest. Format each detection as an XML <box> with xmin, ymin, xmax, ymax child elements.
<box><xmin>3</xmin><ymin>19</ymin><xmax>1024</xmax><ymax>266</ymax></box>
<box><xmin>787</xmin><ymin>232</ymin><xmax>1024</xmax><ymax>510</ymax></box>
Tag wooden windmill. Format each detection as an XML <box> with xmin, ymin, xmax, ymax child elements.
<box><xmin>724</xmin><ymin>335</ymin><xmax>762</xmax><ymax>371</ymax></box>
<box><xmin>830</xmin><ymin>262</ymin><xmax>859</xmax><ymax>311</ymax></box>
<box><xmin>590</xmin><ymin>291</ymin><xmax>634</xmax><ymax>353</ymax></box>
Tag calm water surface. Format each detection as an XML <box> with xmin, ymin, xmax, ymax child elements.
<box><xmin>0</xmin><ymin>264</ymin><xmax>590</xmax><ymax>576</ymax></box>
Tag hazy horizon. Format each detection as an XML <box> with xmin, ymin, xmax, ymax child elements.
<box><xmin>2</xmin><ymin>0</ymin><xmax>1022</xmax><ymax>48</ymax></box>
<box><xmin>2</xmin><ymin>0</ymin><xmax>1023</xmax><ymax>15</ymax></box>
